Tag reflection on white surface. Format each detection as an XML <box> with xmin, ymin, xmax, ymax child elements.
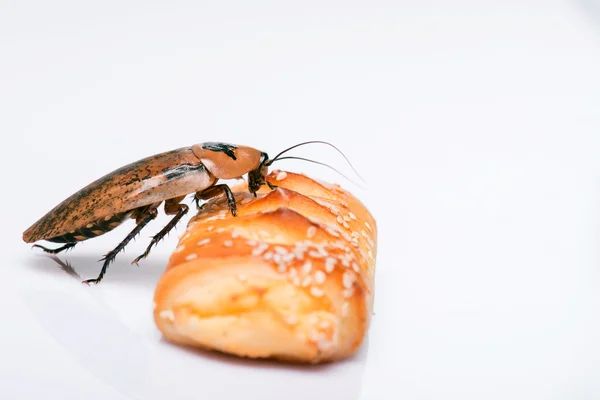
<box><xmin>20</xmin><ymin>256</ymin><xmax>368</xmax><ymax>400</ymax></box>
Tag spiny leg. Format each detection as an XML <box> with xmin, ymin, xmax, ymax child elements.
<box><xmin>83</xmin><ymin>207</ymin><xmax>158</xmax><ymax>285</ymax></box>
<box><xmin>132</xmin><ymin>197</ymin><xmax>189</xmax><ymax>265</ymax></box>
<box><xmin>196</xmin><ymin>184</ymin><xmax>238</xmax><ymax>216</ymax></box>
<box><xmin>32</xmin><ymin>242</ymin><xmax>77</xmax><ymax>254</ymax></box>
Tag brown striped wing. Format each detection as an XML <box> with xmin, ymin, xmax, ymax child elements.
<box><xmin>23</xmin><ymin>147</ymin><xmax>216</xmax><ymax>243</ymax></box>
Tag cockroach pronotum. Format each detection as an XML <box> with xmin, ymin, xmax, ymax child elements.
<box><xmin>23</xmin><ymin>141</ymin><xmax>362</xmax><ymax>284</ymax></box>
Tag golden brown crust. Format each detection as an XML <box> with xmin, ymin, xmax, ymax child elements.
<box><xmin>153</xmin><ymin>170</ymin><xmax>377</xmax><ymax>363</ymax></box>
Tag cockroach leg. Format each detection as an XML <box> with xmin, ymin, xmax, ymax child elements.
<box><xmin>193</xmin><ymin>193</ymin><xmax>205</xmax><ymax>210</ymax></box>
<box><xmin>266</xmin><ymin>181</ymin><xmax>278</xmax><ymax>190</ymax></box>
<box><xmin>32</xmin><ymin>242</ymin><xmax>77</xmax><ymax>254</ymax></box>
<box><xmin>83</xmin><ymin>207</ymin><xmax>158</xmax><ymax>285</ymax></box>
<box><xmin>132</xmin><ymin>197</ymin><xmax>189</xmax><ymax>265</ymax></box>
<box><xmin>196</xmin><ymin>184</ymin><xmax>238</xmax><ymax>216</ymax></box>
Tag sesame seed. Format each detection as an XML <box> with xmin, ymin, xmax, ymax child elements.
<box><xmin>274</xmin><ymin>246</ymin><xmax>288</xmax><ymax>255</ymax></box>
<box><xmin>360</xmin><ymin>248</ymin><xmax>368</xmax><ymax>260</ymax></box>
<box><xmin>278</xmin><ymin>263</ymin><xmax>287</xmax><ymax>273</ymax></box>
<box><xmin>159</xmin><ymin>310</ymin><xmax>175</xmax><ymax>321</ymax></box>
<box><xmin>331</xmin><ymin>241</ymin><xmax>345</xmax><ymax>250</ymax></box>
<box><xmin>348</xmin><ymin>212</ymin><xmax>357</xmax><ymax>220</ymax></box>
<box><xmin>325</xmin><ymin>257</ymin><xmax>337</xmax><ymax>273</ymax></box>
<box><xmin>295</xmin><ymin>241</ymin><xmax>309</xmax><ymax>251</ymax></box>
<box><xmin>185</xmin><ymin>253</ymin><xmax>198</xmax><ymax>261</ymax></box>
<box><xmin>273</xmin><ymin>253</ymin><xmax>282</xmax><ymax>263</ymax></box>
<box><xmin>343</xmin><ymin>215</ymin><xmax>351</xmax><ymax>222</ymax></box>
<box><xmin>152</xmin><ymin>301</ymin><xmax>157</xmax><ymax>310</ymax></box>
<box><xmin>259</xmin><ymin>230</ymin><xmax>270</xmax><ymax>237</ymax></box>
<box><xmin>365</xmin><ymin>221</ymin><xmax>372</xmax><ymax>231</ymax></box>
<box><xmin>216</xmin><ymin>227</ymin><xmax>226</xmax><ymax>233</ymax></box>
<box><xmin>247</xmin><ymin>239</ymin><xmax>257</xmax><ymax>246</ymax></box>
<box><xmin>341</xmin><ymin>200</ymin><xmax>349</xmax><ymax>207</ymax></box>
<box><xmin>307</xmin><ymin>226</ymin><xmax>317</xmax><ymax>239</ymax></box>
<box><xmin>310</xmin><ymin>287</ymin><xmax>324</xmax><ymax>297</ymax></box>
<box><xmin>326</xmin><ymin>227</ymin><xmax>340</xmax><ymax>237</ymax></box>
<box><xmin>263</xmin><ymin>251</ymin><xmax>273</xmax><ymax>260</ymax></box>
<box><xmin>336</xmin><ymin>216</ymin><xmax>344</xmax><ymax>225</ymax></box>
<box><xmin>317</xmin><ymin>245</ymin><xmax>329</xmax><ymax>257</ymax></box>
<box><xmin>343</xmin><ymin>288</ymin><xmax>354</xmax><ymax>298</ymax></box>
<box><xmin>343</xmin><ymin>221</ymin><xmax>350</xmax><ymax>229</ymax></box>
<box><xmin>309</xmin><ymin>250</ymin><xmax>324</xmax><ymax>258</ymax></box>
<box><xmin>302</xmin><ymin>261</ymin><xmax>312</xmax><ymax>274</ymax></box>
<box><xmin>174</xmin><ymin>245</ymin><xmax>185</xmax><ymax>253</ymax></box>
<box><xmin>288</xmin><ymin>268</ymin><xmax>298</xmax><ymax>279</ymax></box>
<box><xmin>314</xmin><ymin>270</ymin><xmax>326</xmax><ymax>284</ymax></box>
<box><xmin>251</xmin><ymin>242</ymin><xmax>269</xmax><ymax>256</ymax></box>
<box><xmin>301</xmin><ymin>276</ymin><xmax>312</xmax><ymax>287</ymax></box>
<box><xmin>342</xmin><ymin>271</ymin><xmax>355</xmax><ymax>289</ymax></box>
<box><xmin>352</xmin><ymin>262</ymin><xmax>360</xmax><ymax>272</ymax></box>
<box><xmin>276</xmin><ymin>171</ymin><xmax>288</xmax><ymax>181</ymax></box>
<box><xmin>351</xmin><ymin>238</ymin><xmax>359</xmax><ymax>247</ymax></box>
<box><xmin>207</xmin><ymin>226</ymin><xmax>214</xmax><ymax>231</ymax></box>
<box><xmin>368</xmin><ymin>250</ymin><xmax>374</xmax><ymax>259</ymax></box>
<box><xmin>341</xmin><ymin>302</ymin><xmax>349</xmax><ymax>316</ymax></box>
<box><xmin>223</xmin><ymin>240</ymin><xmax>233</xmax><ymax>247</ymax></box>
<box><xmin>283</xmin><ymin>253</ymin><xmax>295</xmax><ymax>262</ymax></box>
<box><xmin>231</xmin><ymin>230</ymin><xmax>242</xmax><ymax>238</ymax></box>
<box><xmin>293</xmin><ymin>249</ymin><xmax>305</xmax><ymax>260</ymax></box>
<box><xmin>197</xmin><ymin>238</ymin><xmax>210</xmax><ymax>246</ymax></box>
<box><xmin>351</xmin><ymin>231</ymin><xmax>360</xmax><ymax>238</ymax></box>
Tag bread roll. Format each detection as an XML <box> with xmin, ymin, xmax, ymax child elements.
<box><xmin>153</xmin><ymin>170</ymin><xmax>377</xmax><ymax>363</ymax></box>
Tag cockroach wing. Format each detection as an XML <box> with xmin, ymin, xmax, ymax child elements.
<box><xmin>23</xmin><ymin>147</ymin><xmax>216</xmax><ymax>243</ymax></box>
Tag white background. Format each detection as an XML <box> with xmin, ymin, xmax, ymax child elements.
<box><xmin>2</xmin><ymin>0</ymin><xmax>600</xmax><ymax>399</ymax></box>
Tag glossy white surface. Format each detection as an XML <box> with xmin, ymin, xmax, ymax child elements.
<box><xmin>2</xmin><ymin>1</ymin><xmax>600</xmax><ymax>399</ymax></box>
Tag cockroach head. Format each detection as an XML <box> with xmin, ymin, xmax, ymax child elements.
<box><xmin>247</xmin><ymin>151</ymin><xmax>270</xmax><ymax>195</ymax></box>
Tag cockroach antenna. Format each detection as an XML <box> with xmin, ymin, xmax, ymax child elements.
<box><xmin>266</xmin><ymin>141</ymin><xmax>366</xmax><ymax>185</ymax></box>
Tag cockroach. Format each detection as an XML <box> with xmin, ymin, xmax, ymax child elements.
<box><xmin>23</xmin><ymin>141</ymin><xmax>361</xmax><ymax>284</ymax></box>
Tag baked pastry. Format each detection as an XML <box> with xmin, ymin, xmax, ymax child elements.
<box><xmin>152</xmin><ymin>170</ymin><xmax>377</xmax><ymax>363</ymax></box>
